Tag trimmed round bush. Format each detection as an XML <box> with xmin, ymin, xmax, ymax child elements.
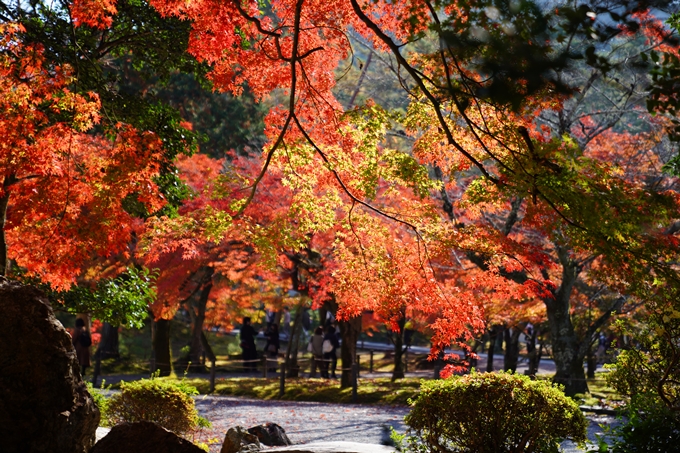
<box><xmin>106</xmin><ymin>379</ymin><xmax>200</xmax><ymax>435</ymax></box>
<box><xmin>404</xmin><ymin>371</ymin><xmax>587</xmax><ymax>453</ymax></box>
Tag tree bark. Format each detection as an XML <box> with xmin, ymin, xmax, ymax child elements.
<box><xmin>486</xmin><ymin>325</ymin><xmax>501</xmax><ymax>372</ymax></box>
<box><xmin>586</xmin><ymin>345</ymin><xmax>597</xmax><ymax>379</ymax></box>
<box><xmin>285</xmin><ymin>300</ymin><xmax>306</xmax><ymax>378</ymax></box>
<box><xmin>319</xmin><ymin>304</ymin><xmax>329</xmax><ymax>329</ymax></box>
<box><xmin>97</xmin><ymin>322</ymin><xmax>120</xmax><ymax>360</ymax></box>
<box><xmin>179</xmin><ymin>267</ymin><xmax>214</xmax><ymax>373</ymax></box>
<box><xmin>339</xmin><ymin>314</ymin><xmax>361</xmax><ymax>388</ymax></box>
<box><xmin>153</xmin><ymin>318</ymin><xmax>172</xmax><ymax>376</ymax></box>
<box><xmin>390</xmin><ymin>316</ymin><xmax>407</xmax><ymax>381</ymax></box>
<box><xmin>546</xmin><ymin>255</ymin><xmax>589</xmax><ymax>395</ymax></box>
<box><xmin>503</xmin><ymin>327</ymin><xmax>522</xmax><ymax>372</ymax></box>
<box><xmin>526</xmin><ymin>326</ymin><xmax>541</xmax><ymax>376</ymax></box>
<box><xmin>0</xmin><ymin>174</ymin><xmax>16</xmax><ymax>276</ymax></box>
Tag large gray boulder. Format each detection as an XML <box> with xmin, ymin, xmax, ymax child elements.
<box><xmin>248</xmin><ymin>422</ymin><xmax>292</xmax><ymax>446</ymax></box>
<box><xmin>91</xmin><ymin>421</ymin><xmax>205</xmax><ymax>453</ymax></box>
<box><xmin>0</xmin><ymin>278</ymin><xmax>100</xmax><ymax>453</ymax></box>
<box><xmin>220</xmin><ymin>426</ymin><xmax>261</xmax><ymax>453</ymax></box>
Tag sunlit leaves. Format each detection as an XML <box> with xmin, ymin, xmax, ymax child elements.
<box><xmin>47</xmin><ymin>267</ymin><xmax>157</xmax><ymax>328</ymax></box>
<box><xmin>0</xmin><ymin>25</ymin><xmax>166</xmax><ymax>289</ymax></box>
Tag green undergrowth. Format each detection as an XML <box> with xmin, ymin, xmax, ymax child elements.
<box><xmin>103</xmin><ymin>374</ymin><xmax>623</xmax><ymax>408</ymax></box>
<box><xmin>155</xmin><ymin>376</ymin><xmax>422</xmax><ymax>405</ymax></box>
<box><xmin>574</xmin><ymin>374</ymin><xmax>626</xmax><ymax>409</ymax></box>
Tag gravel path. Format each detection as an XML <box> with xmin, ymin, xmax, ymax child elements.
<box><xmin>193</xmin><ymin>396</ymin><xmax>408</xmax><ymax>451</ymax></box>
<box><xmin>192</xmin><ymin>395</ymin><xmax>617</xmax><ymax>453</ymax></box>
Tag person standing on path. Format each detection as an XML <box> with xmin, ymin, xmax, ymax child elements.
<box><xmin>309</xmin><ymin>326</ymin><xmax>327</xmax><ymax>378</ymax></box>
<box><xmin>240</xmin><ymin>317</ymin><xmax>258</xmax><ymax>371</ymax></box>
<box><xmin>72</xmin><ymin>318</ymin><xmax>91</xmax><ymax>376</ymax></box>
<box><xmin>323</xmin><ymin>324</ymin><xmax>340</xmax><ymax>379</ymax></box>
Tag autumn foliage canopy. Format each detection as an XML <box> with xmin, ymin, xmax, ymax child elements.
<box><xmin>3</xmin><ymin>0</ymin><xmax>680</xmax><ymax>390</ymax></box>
<box><xmin>0</xmin><ymin>23</ymin><xmax>166</xmax><ymax>289</ymax></box>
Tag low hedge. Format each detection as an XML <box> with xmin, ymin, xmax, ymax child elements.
<box><xmin>105</xmin><ymin>378</ymin><xmax>202</xmax><ymax>435</ymax></box>
<box><xmin>403</xmin><ymin>371</ymin><xmax>588</xmax><ymax>453</ymax></box>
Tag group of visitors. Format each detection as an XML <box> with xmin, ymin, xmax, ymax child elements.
<box><xmin>239</xmin><ymin>311</ymin><xmax>341</xmax><ymax>378</ymax></box>
<box><xmin>309</xmin><ymin>324</ymin><xmax>340</xmax><ymax>378</ymax></box>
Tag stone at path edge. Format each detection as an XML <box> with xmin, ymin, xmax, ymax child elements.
<box><xmin>91</xmin><ymin>421</ymin><xmax>205</xmax><ymax>453</ymax></box>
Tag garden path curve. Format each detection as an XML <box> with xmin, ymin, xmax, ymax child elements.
<box><xmin>192</xmin><ymin>395</ymin><xmax>615</xmax><ymax>453</ymax></box>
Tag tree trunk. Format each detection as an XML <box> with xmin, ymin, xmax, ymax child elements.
<box><xmin>526</xmin><ymin>326</ymin><xmax>540</xmax><ymax>376</ymax></box>
<box><xmin>392</xmin><ymin>337</ymin><xmax>405</xmax><ymax>381</ymax></box>
<box><xmin>546</xmin><ymin>259</ymin><xmax>588</xmax><ymax>396</ymax></box>
<box><xmin>503</xmin><ymin>327</ymin><xmax>522</xmax><ymax>372</ymax></box>
<box><xmin>178</xmin><ymin>267</ymin><xmax>214</xmax><ymax>373</ymax></box>
<box><xmin>486</xmin><ymin>325</ymin><xmax>501</xmax><ymax>372</ymax></box>
<box><xmin>285</xmin><ymin>300</ymin><xmax>306</xmax><ymax>378</ymax></box>
<box><xmin>153</xmin><ymin>318</ymin><xmax>172</xmax><ymax>377</ymax></box>
<box><xmin>319</xmin><ymin>304</ymin><xmax>329</xmax><ymax>329</ymax></box>
<box><xmin>0</xmin><ymin>175</ymin><xmax>15</xmax><ymax>276</ymax></box>
<box><xmin>391</xmin><ymin>316</ymin><xmax>407</xmax><ymax>381</ymax></box>
<box><xmin>586</xmin><ymin>345</ymin><xmax>597</xmax><ymax>379</ymax></box>
<box><xmin>339</xmin><ymin>314</ymin><xmax>361</xmax><ymax>388</ymax></box>
<box><xmin>98</xmin><ymin>322</ymin><xmax>120</xmax><ymax>360</ymax></box>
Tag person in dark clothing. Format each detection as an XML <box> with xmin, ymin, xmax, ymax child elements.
<box><xmin>323</xmin><ymin>324</ymin><xmax>340</xmax><ymax>379</ymax></box>
<box><xmin>240</xmin><ymin>317</ymin><xmax>258</xmax><ymax>371</ymax></box>
<box><xmin>72</xmin><ymin>318</ymin><xmax>91</xmax><ymax>376</ymax></box>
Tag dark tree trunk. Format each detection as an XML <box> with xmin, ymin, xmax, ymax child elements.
<box><xmin>0</xmin><ymin>174</ymin><xmax>16</xmax><ymax>276</ymax></box>
<box><xmin>546</xmin><ymin>255</ymin><xmax>589</xmax><ymax>396</ymax></box>
<box><xmin>319</xmin><ymin>304</ymin><xmax>329</xmax><ymax>329</ymax></box>
<box><xmin>178</xmin><ymin>267</ymin><xmax>214</xmax><ymax>373</ymax></box>
<box><xmin>526</xmin><ymin>327</ymin><xmax>540</xmax><ymax>376</ymax></box>
<box><xmin>587</xmin><ymin>345</ymin><xmax>597</xmax><ymax>379</ymax></box>
<box><xmin>391</xmin><ymin>316</ymin><xmax>407</xmax><ymax>381</ymax></box>
<box><xmin>392</xmin><ymin>338</ymin><xmax>405</xmax><ymax>381</ymax></box>
<box><xmin>92</xmin><ymin>322</ymin><xmax>119</xmax><ymax>384</ymax></box>
<box><xmin>97</xmin><ymin>322</ymin><xmax>120</xmax><ymax>360</ymax></box>
<box><xmin>153</xmin><ymin>318</ymin><xmax>172</xmax><ymax>377</ymax></box>
<box><xmin>339</xmin><ymin>314</ymin><xmax>361</xmax><ymax>388</ymax></box>
<box><xmin>486</xmin><ymin>325</ymin><xmax>501</xmax><ymax>372</ymax></box>
<box><xmin>285</xmin><ymin>300</ymin><xmax>306</xmax><ymax>378</ymax></box>
<box><xmin>503</xmin><ymin>327</ymin><xmax>522</xmax><ymax>372</ymax></box>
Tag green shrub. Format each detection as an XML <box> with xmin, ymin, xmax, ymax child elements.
<box><xmin>86</xmin><ymin>381</ymin><xmax>110</xmax><ymax>427</ymax></box>
<box><xmin>590</xmin><ymin>394</ymin><xmax>680</xmax><ymax>452</ymax></box>
<box><xmin>403</xmin><ymin>371</ymin><xmax>588</xmax><ymax>453</ymax></box>
<box><xmin>105</xmin><ymin>378</ymin><xmax>201</xmax><ymax>435</ymax></box>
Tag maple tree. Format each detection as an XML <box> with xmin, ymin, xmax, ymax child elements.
<box><xmin>138</xmin><ymin>153</ymin><xmax>262</xmax><ymax>374</ymax></box>
<box><xmin>0</xmin><ymin>23</ymin><xmax>168</xmax><ymax>289</ymax></box>
<box><xmin>66</xmin><ymin>0</ymin><xmax>680</xmax><ymax>397</ymax></box>
<box><xmin>2</xmin><ymin>0</ymin><xmax>204</xmax><ymax>210</ymax></box>
<box><xmin>0</xmin><ymin>0</ymin><xmax>269</xmax><ymax>359</ymax></box>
